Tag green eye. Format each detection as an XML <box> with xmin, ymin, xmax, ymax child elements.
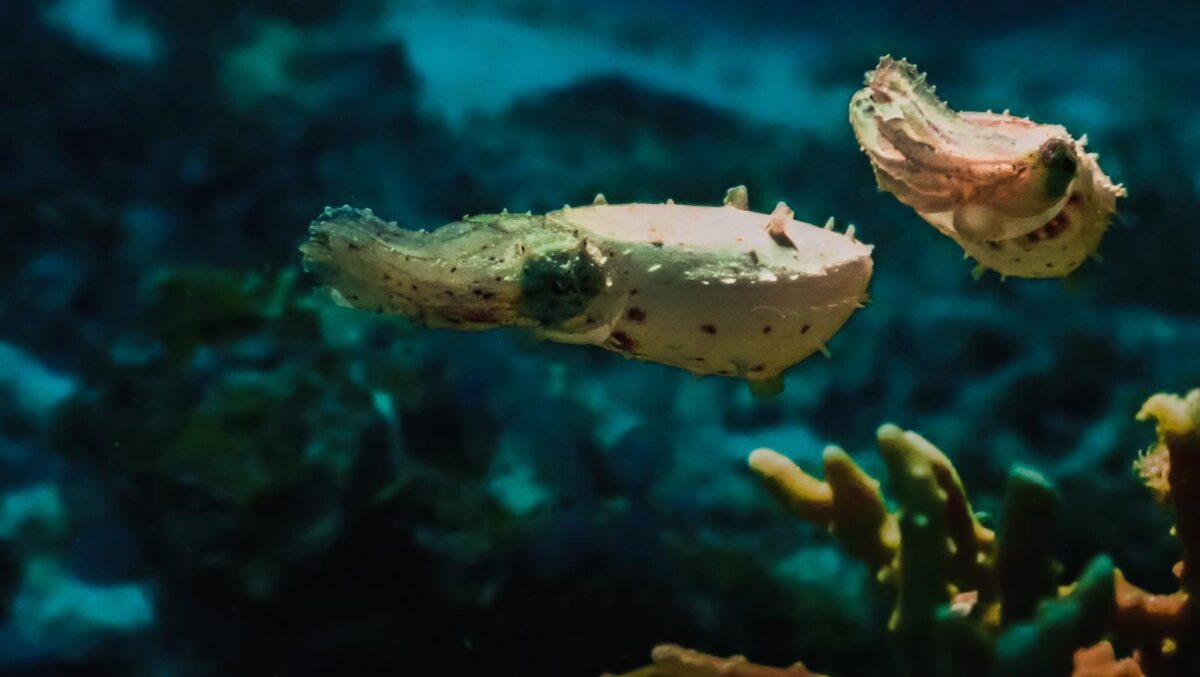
<box><xmin>1042</xmin><ymin>142</ymin><xmax>1077</xmax><ymax>200</ymax></box>
<box><xmin>519</xmin><ymin>248</ymin><xmax>604</xmax><ymax>326</ymax></box>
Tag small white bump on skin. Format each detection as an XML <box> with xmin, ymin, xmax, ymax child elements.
<box><xmin>724</xmin><ymin>185</ymin><xmax>749</xmax><ymax>210</ymax></box>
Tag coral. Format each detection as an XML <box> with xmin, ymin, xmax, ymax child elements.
<box><xmin>9</xmin><ymin>557</ymin><xmax>154</xmax><ymax>659</ymax></box>
<box><xmin>850</xmin><ymin>57</ymin><xmax>1125</xmax><ymax>278</ymax></box>
<box><xmin>1072</xmin><ymin>642</ymin><xmax>1143</xmax><ymax>677</ymax></box>
<box><xmin>0</xmin><ymin>486</ymin><xmax>67</xmax><ymax>556</ymax></box>
<box><xmin>612</xmin><ymin>391</ymin><xmax>1200</xmax><ymax>676</ymax></box>
<box><xmin>301</xmin><ymin>190</ymin><xmax>872</xmax><ymax>393</ymax></box>
<box><xmin>0</xmin><ymin>342</ymin><xmax>76</xmax><ymax>426</ymax></box>
<box><xmin>0</xmin><ymin>484</ymin><xmax>154</xmax><ymax>662</ymax></box>
<box><xmin>1111</xmin><ymin>391</ymin><xmax>1200</xmax><ymax>675</ymax></box>
<box><xmin>52</xmin><ymin>268</ymin><xmax>415</xmax><ymax>596</ymax></box>
<box><xmin>606</xmin><ymin>644</ymin><xmax>826</xmax><ymax>677</ymax></box>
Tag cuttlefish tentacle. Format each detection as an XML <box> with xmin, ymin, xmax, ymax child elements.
<box><xmin>850</xmin><ymin>56</ymin><xmax>1125</xmax><ymax>278</ymax></box>
<box><xmin>301</xmin><ymin>190</ymin><xmax>874</xmax><ymax>393</ymax></box>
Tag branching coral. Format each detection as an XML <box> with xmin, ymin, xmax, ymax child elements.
<box><xmin>1115</xmin><ymin>391</ymin><xmax>1200</xmax><ymax>674</ymax></box>
<box><xmin>748</xmin><ymin>426</ymin><xmax>1115</xmax><ymax>677</ymax></box>
<box><xmin>607</xmin><ymin>644</ymin><xmax>826</xmax><ymax>677</ymax></box>
<box><xmin>611</xmin><ymin>390</ymin><xmax>1200</xmax><ymax>676</ymax></box>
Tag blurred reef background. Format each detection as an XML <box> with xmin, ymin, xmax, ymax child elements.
<box><xmin>2</xmin><ymin>0</ymin><xmax>1200</xmax><ymax>675</ymax></box>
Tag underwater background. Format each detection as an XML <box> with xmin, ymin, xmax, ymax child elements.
<box><xmin>3</xmin><ymin>0</ymin><xmax>1200</xmax><ymax>675</ymax></box>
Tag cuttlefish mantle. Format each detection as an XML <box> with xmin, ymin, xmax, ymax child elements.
<box><xmin>850</xmin><ymin>56</ymin><xmax>1126</xmax><ymax>278</ymax></box>
<box><xmin>300</xmin><ymin>188</ymin><xmax>873</xmax><ymax>395</ymax></box>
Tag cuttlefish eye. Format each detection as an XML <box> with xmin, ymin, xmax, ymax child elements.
<box><xmin>519</xmin><ymin>247</ymin><xmax>605</xmax><ymax>326</ymax></box>
<box><xmin>1040</xmin><ymin>140</ymin><xmax>1078</xmax><ymax>200</ymax></box>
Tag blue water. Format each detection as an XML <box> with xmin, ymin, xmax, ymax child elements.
<box><xmin>2</xmin><ymin>1</ymin><xmax>1198</xmax><ymax>675</ymax></box>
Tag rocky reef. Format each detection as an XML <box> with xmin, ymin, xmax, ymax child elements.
<box><xmin>4</xmin><ymin>1</ymin><xmax>1200</xmax><ymax>676</ymax></box>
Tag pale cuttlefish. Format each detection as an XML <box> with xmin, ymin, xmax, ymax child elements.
<box><xmin>850</xmin><ymin>56</ymin><xmax>1125</xmax><ymax>278</ymax></box>
<box><xmin>301</xmin><ymin>188</ymin><xmax>873</xmax><ymax>396</ymax></box>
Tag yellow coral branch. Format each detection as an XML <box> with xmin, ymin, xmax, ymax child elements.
<box><xmin>747</xmin><ymin>448</ymin><xmax>834</xmax><ymax>524</ymax></box>
<box><xmin>604</xmin><ymin>644</ymin><xmax>826</xmax><ymax>677</ymax></box>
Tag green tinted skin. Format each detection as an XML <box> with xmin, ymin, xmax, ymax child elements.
<box><xmin>1041</xmin><ymin>141</ymin><xmax>1078</xmax><ymax>202</ymax></box>
<box><xmin>519</xmin><ymin>248</ymin><xmax>604</xmax><ymax>327</ymax></box>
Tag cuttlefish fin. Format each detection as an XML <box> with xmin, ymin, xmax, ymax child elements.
<box><xmin>748</xmin><ymin>374</ymin><xmax>785</xmax><ymax>398</ymax></box>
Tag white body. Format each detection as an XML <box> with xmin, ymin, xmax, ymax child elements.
<box><xmin>301</xmin><ymin>192</ymin><xmax>873</xmax><ymax>390</ymax></box>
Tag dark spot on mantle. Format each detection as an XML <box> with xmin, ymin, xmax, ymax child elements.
<box><xmin>460</xmin><ymin>307</ymin><xmax>500</xmax><ymax>323</ymax></box>
<box><xmin>609</xmin><ymin>330</ymin><xmax>636</xmax><ymax>351</ymax></box>
<box><xmin>626</xmin><ymin>307</ymin><xmax>646</xmax><ymax>322</ymax></box>
<box><xmin>1043</xmin><ymin>213</ymin><xmax>1070</xmax><ymax>239</ymax></box>
<box><xmin>700</xmin><ymin>324</ymin><xmax>717</xmax><ymax>335</ymax></box>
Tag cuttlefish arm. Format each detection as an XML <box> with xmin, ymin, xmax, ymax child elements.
<box><xmin>302</xmin><ymin>205</ymin><xmax>624</xmax><ymax>336</ymax></box>
<box><xmin>850</xmin><ymin>56</ymin><xmax>1125</xmax><ymax>278</ymax></box>
<box><xmin>302</xmin><ymin>206</ymin><xmax>542</xmax><ymax>329</ymax></box>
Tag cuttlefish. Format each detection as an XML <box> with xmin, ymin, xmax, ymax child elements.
<box><xmin>850</xmin><ymin>56</ymin><xmax>1125</xmax><ymax>278</ymax></box>
<box><xmin>301</xmin><ymin>188</ymin><xmax>873</xmax><ymax>395</ymax></box>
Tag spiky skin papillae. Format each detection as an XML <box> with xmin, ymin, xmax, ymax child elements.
<box><xmin>850</xmin><ymin>57</ymin><xmax>1126</xmax><ymax>278</ymax></box>
<box><xmin>301</xmin><ymin>192</ymin><xmax>872</xmax><ymax>390</ymax></box>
